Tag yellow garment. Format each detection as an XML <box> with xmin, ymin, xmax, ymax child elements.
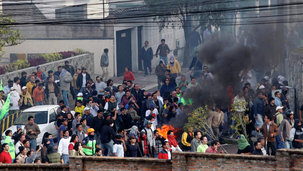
<box><xmin>72</xmin><ymin>74</ymin><xmax>79</xmax><ymax>90</ymax></box>
<box><xmin>75</xmin><ymin>105</ymin><xmax>84</xmax><ymax>117</ymax></box>
<box><xmin>167</xmin><ymin>59</ymin><xmax>181</xmax><ymax>74</ymax></box>
<box><xmin>181</xmin><ymin>132</ymin><xmax>191</xmax><ymax>147</ymax></box>
<box><xmin>26</xmin><ymin>82</ymin><xmax>34</xmax><ymax>95</ymax></box>
<box><xmin>20</xmin><ymin>92</ymin><xmax>33</xmax><ymax>106</ymax></box>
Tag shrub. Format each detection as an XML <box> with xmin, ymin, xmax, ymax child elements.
<box><xmin>59</xmin><ymin>51</ymin><xmax>76</xmax><ymax>59</ymax></box>
<box><xmin>39</xmin><ymin>53</ymin><xmax>62</xmax><ymax>62</ymax></box>
<box><xmin>28</xmin><ymin>56</ymin><xmax>46</xmax><ymax>66</ymax></box>
<box><xmin>7</xmin><ymin>59</ymin><xmax>30</xmax><ymax>72</ymax></box>
<box><xmin>0</xmin><ymin>66</ymin><xmax>6</xmax><ymax>75</ymax></box>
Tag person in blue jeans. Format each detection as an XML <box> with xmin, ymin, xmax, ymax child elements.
<box><xmin>254</xmin><ymin>92</ymin><xmax>265</xmax><ymax>128</ymax></box>
<box><xmin>59</xmin><ymin>68</ymin><xmax>73</xmax><ymax>107</ymax></box>
<box><xmin>156</xmin><ymin>39</ymin><xmax>170</xmax><ymax>65</ymax></box>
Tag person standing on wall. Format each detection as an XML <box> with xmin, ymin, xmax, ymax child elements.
<box><xmin>156</xmin><ymin>39</ymin><xmax>170</xmax><ymax>65</ymax></box>
<box><xmin>100</xmin><ymin>48</ymin><xmax>109</xmax><ymax>81</ymax></box>
<box><xmin>141</xmin><ymin>41</ymin><xmax>153</xmax><ymax>76</ymax></box>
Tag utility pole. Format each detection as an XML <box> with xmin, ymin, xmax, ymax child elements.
<box><xmin>103</xmin><ymin>0</ymin><xmax>105</xmax><ymax>18</ymax></box>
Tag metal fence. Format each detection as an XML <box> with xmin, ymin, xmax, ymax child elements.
<box><xmin>0</xmin><ymin>112</ymin><xmax>19</xmax><ymax>135</ymax></box>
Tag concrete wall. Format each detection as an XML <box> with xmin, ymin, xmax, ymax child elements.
<box><xmin>2</xmin><ymin>39</ymin><xmax>114</xmax><ymax>78</ymax></box>
<box><xmin>0</xmin><ymin>53</ymin><xmax>94</xmax><ymax>84</ymax></box>
<box><xmin>69</xmin><ymin>156</ymin><xmax>172</xmax><ymax>171</ymax></box>
<box><xmin>113</xmin><ymin>18</ymin><xmax>185</xmax><ymax>73</ymax></box>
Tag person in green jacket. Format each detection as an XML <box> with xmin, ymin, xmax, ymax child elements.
<box><xmin>4</xmin><ymin>130</ymin><xmax>15</xmax><ymax>162</ymax></box>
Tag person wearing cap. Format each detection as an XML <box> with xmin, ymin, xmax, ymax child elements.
<box><xmin>257</xmin><ymin>115</ymin><xmax>278</xmax><ymax>155</ymax></box>
<box><xmin>82</xmin><ymin>107</ymin><xmax>94</xmax><ymax>127</ymax></box>
<box><xmin>75</xmin><ymin>100</ymin><xmax>85</xmax><ymax>117</ymax></box>
<box><xmin>45</xmin><ymin>76</ymin><xmax>60</xmax><ymax>105</ymax></box>
<box><xmin>279</xmin><ymin>110</ymin><xmax>293</xmax><ymax>149</ymax></box>
<box><xmin>76</xmin><ymin>67</ymin><xmax>91</xmax><ymax>93</ymax></box>
<box><xmin>82</xmin><ymin>128</ymin><xmax>99</xmax><ymax>156</ymax></box>
<box><xmin>275</xmin><ymin>106</ymin><xmax>284</xmax><ymax>127</ymax></box>
<box><xmin>32</xmin><ymin>83</ymin><xmax>44</xmax><ymax>105</ymax></box>
<box><xmin>20</xmin><ymin>86</ymin><xmax>33</xmax><ymax>110</ymax></box>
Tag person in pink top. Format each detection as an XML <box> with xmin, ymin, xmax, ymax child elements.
<box><xmin>205</xmin><ymin>140</ymin><xmax>219</xmax><ymax>154</ymax></box>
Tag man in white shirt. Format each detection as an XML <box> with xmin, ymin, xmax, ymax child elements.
<box><xmin>13</xmin><ymin>77</ymin><xmax>22</xmax><ymax>95</ymax></box>
<box><xmin>95</xmin><ymin>76</ymin><xmax>107</xmax><ymax>96</ymax></box>
<box><xmin>58</xmin><ymin>130</ymin><xmax>71</xmax><ymax>164</ymax></box>
<box><xmin>113</xmin><ymin>135</ymin><xmax>125</xmax><ymax>157</ymax></box>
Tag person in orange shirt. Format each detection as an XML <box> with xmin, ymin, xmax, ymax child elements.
<box><xmin>32</xmin><ymin>83</ymin><xmax>44</xmax><ymax>105</ymax></box>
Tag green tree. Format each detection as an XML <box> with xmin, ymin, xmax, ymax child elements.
<box><xmin>0</xmin><ymin>16</ymin><xmax>22</xmax><ymax>60</ymax></box>
<box><xmin>144</xmin><ymin>0</ymin><xmax>235</xmax><ymax>66</ymax></box>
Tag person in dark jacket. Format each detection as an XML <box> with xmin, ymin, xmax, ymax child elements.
<box><xmin>141</xmin><ymin>41</ymin><xmax>153</xmax><ymax>76</ymax></box>
<box><xmin>117</xmin><ymin>107</ymin><xmax>133</xmax><ymax>130</ymax></box>
<box><xmin>76</xmin><ymin>67</ymin><xmax>91</xmax><ymax>92</ymax></box>
<box><xmin>82</xmin><ymin>107</ymin><xmax>94</xmax><ymax>127</ymax></box>
<box><xmin>20</xmin><ymin>71</ymin><xmax>28</xmax><ymax>87</ymax></box>
<box><xmin>92</xmin><ymin>109</ymin><xmax>105</xmax><ymax>146</ymax></box>
<box><xmin>100</xmin><ymin>119</ymin><xmax>116</xmax><ymax>156</ymax></box>
<box><xmin>160</xmin><ymin>78</ymin><xmax>175</xmax><ymax>99</ymax></box>
<box><xmin>252</xmin><ymin>141</ymin><xmax>263</xmax><ymax>155</ymax></box>
<box><xmin>189</xmin><ymin>52</ymin><xmax>203</xmax><ymax>79</ymax></box>
<box><xmin>125</xmin><ymin>136</ymin><xmax>142</xmax><ymax>157</ymax></box>
<box><xmin>155</xmin><ymin>61</ymin><xmax>167</xmax><ymax>89</ymax></box>
<box><xmin>253</xmin><ymin>92</ymin><xmax>266</xmax><ymax>128</ymax></box>
<box><xmin>264</xmin><ymin>97</ymin><xmax>276</xmax><ymax>121</ymax></box>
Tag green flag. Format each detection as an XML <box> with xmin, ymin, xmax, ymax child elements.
<box><xmin>0</xmin><ymin>80</ymin><xmax>3</xmax><ymax>91</ymax></box>
<box><xmin>0</xmin><ymin>94</ymin><xmax>10</xmax><ymax>120</ymax></box>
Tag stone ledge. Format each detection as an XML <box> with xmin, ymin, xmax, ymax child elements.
<box><xmin>70</xmin><ymin>156</ymin><xmax>172</xmax><ymax>163</ymax></box>
<box><xmin>173</xmin><ymin>152</ymin><xmax>276</xmax><ymax>161</ymax></box>
<box><xmin>0</xmin><ymin>164</ymin><xmax>68</xmax><ymax>168</ymax></box>
<box><xmin>277</xmin><ymin>149</ymin><xmax>303</xmax><ymax>154</ymax></box>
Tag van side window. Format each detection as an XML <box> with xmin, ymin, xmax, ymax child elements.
<box><xmin>49</xmin><ymin>109</ymin><xmax>56</xmax><ymax>123</ymax></box>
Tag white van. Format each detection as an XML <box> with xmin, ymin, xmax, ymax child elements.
<box><xmin>2</xmin><ymin>105</ymin><xmax>59</xmax><ymax>144</ymax></box>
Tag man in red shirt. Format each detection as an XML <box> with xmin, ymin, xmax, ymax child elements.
<box><xmin>206</xmin><ymin>140</ymin><xmax>219</xmax><ymax>154</ymax></box>
<box><xmin>32</xmin><ymin>83</ymin><xmax>44</xmax><ymax>105</ymax></box>
<box><xmin>123</xmin><ymin>67</ymin><xmax>135</xmax><ymax>81</ymax></box>
<box><xmin>0</xmin><ymin>143</ymin><xmax>12</xmax><ymax>163</ymax></box>
<box><xmin>158</xmin><ymin>141</ymin><xmax>172</xmax><ymax>160</ymax></box>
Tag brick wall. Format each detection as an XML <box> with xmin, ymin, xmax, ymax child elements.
<box><xmin>172</xmin><ymin>152</ymin><xmax>276</xmax><ymax>171</ymax></box>
<box><xmin>0</xmin><ymin>164</ymin><xmax>69</xmax><ymax>171</ymax></box>
<box><xmin>1</xmin><ymin>149</ymin><xmax>302</xmax><ymax>171</ymax></box>
<box><xmin>69</xmin><ymin>156</ymin><xmax>172</xmax><ymax>171</ymax></box>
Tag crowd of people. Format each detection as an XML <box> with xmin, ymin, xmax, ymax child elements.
<box><xmin>0</xmin><ymin>39</ymin><xmax>302</xmax><ymax>165</ymax></box>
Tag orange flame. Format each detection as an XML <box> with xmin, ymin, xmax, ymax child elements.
<box><xmin>157</xmin><ymin>125</ymin><xmax>176</xmax><ymax>139</ymax></box>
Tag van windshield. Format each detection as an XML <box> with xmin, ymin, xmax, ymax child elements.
<box><xmin>14</xmin><ymin>111</ymin><xmax>48</xmax><ymax>125</ymax></box>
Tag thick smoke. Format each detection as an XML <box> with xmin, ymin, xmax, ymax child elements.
<box><xmin>186</xmin><ymin>24</ymin><xmax>285</xmax><ymax>108</ymax></box>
